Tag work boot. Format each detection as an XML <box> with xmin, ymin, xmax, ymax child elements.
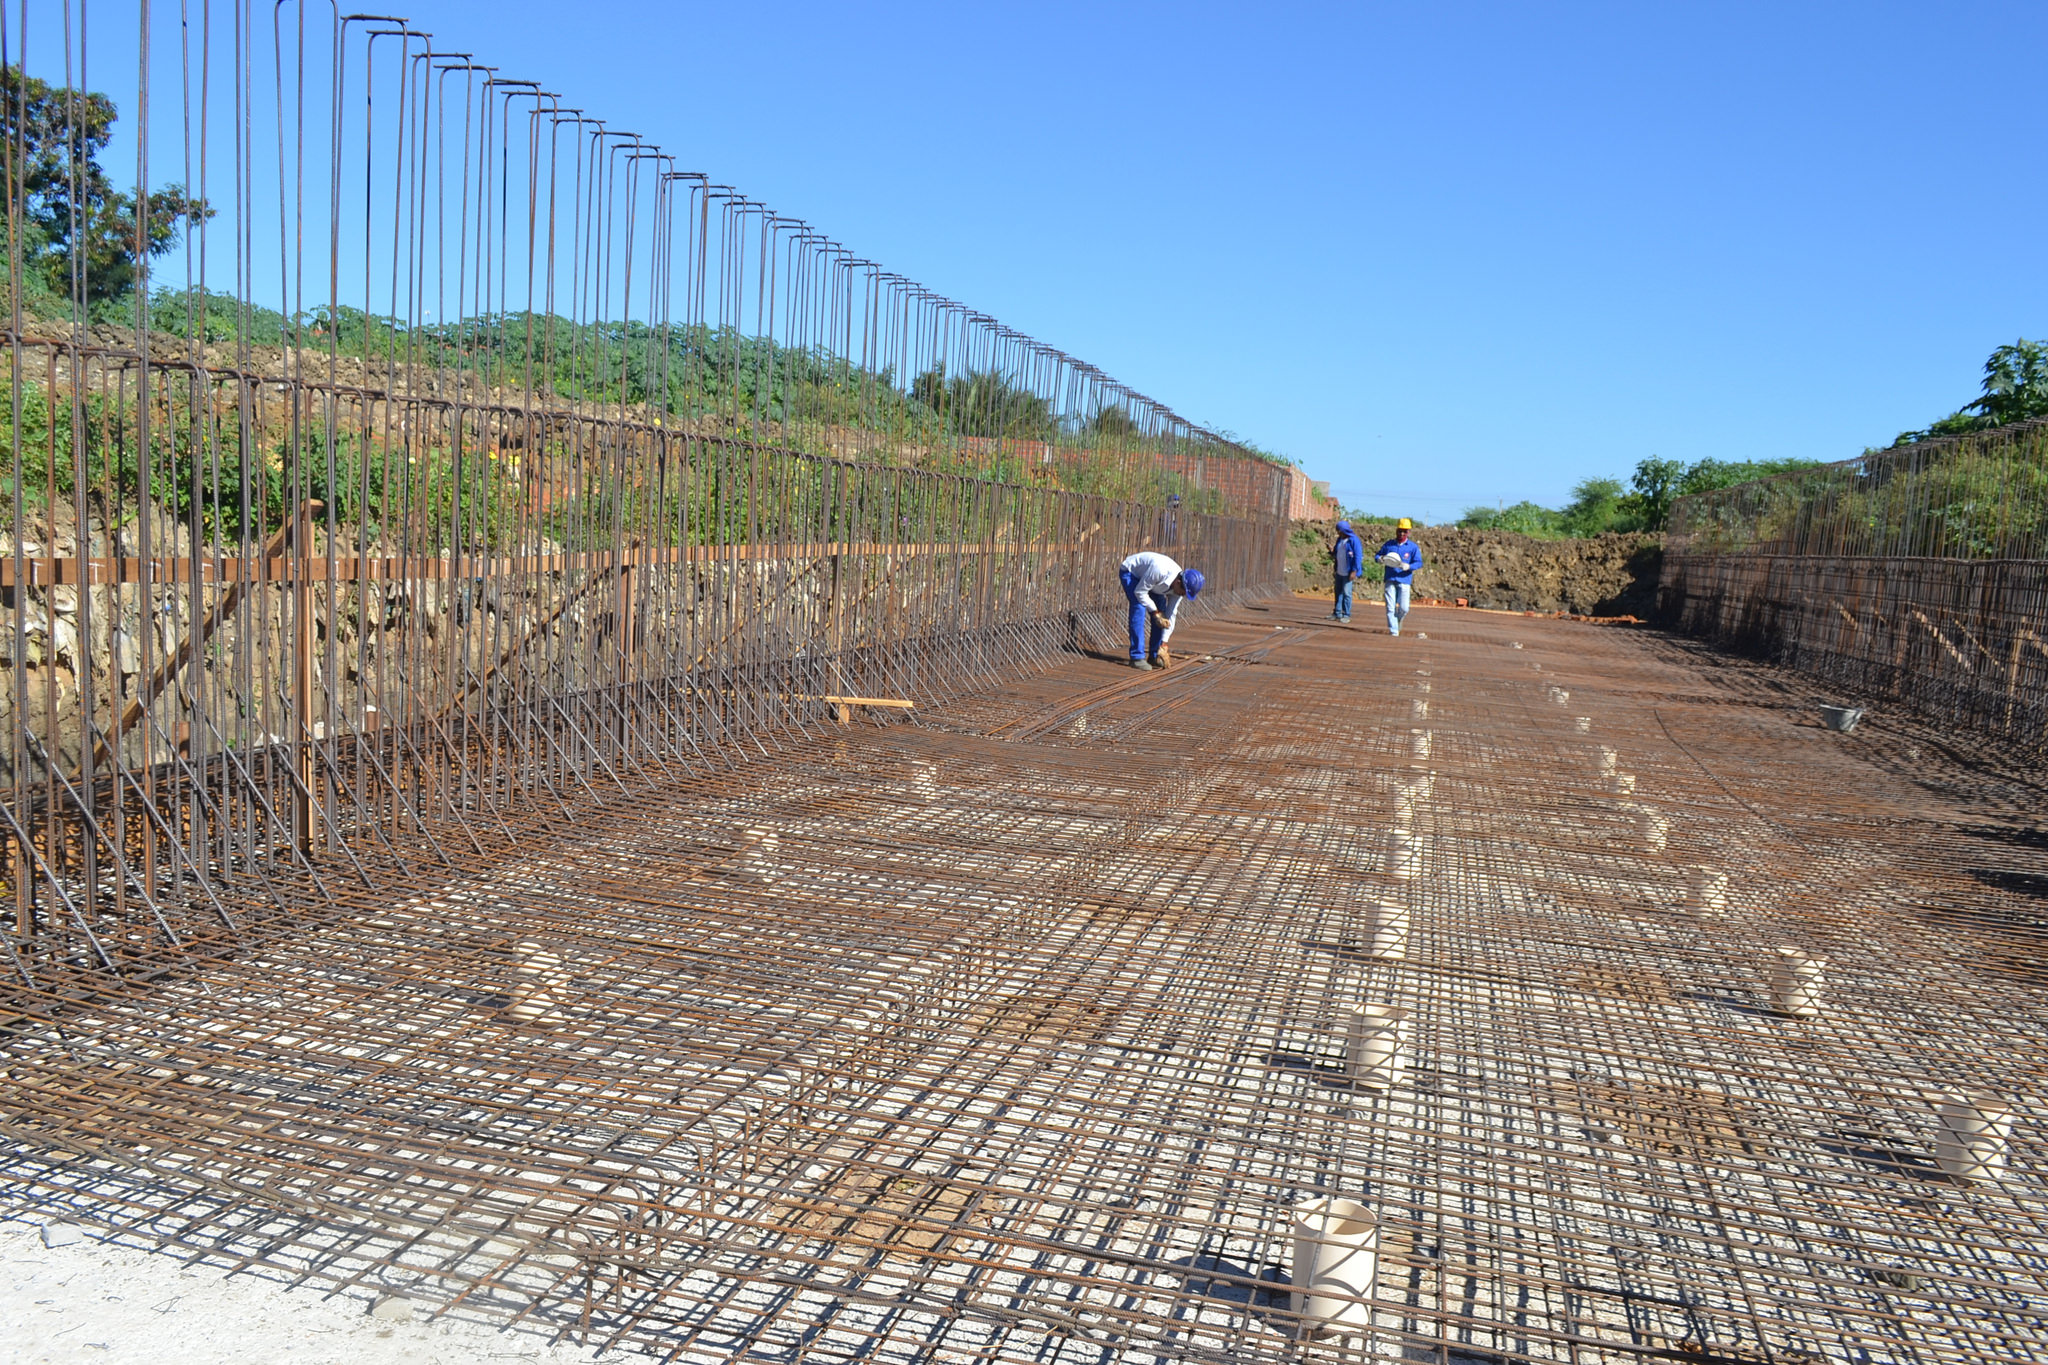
<box><xmin>1130</xmin><ymin>658</ymin><xmax>1153</xmax><ymax>671</ymax></box>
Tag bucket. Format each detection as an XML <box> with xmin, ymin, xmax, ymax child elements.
<box><xmin>1819</xmin><ymin>705</ymin><xmax>1865</xmax><ymax>733</ymax></box>
<box><xmin>1770</xmin><ymin>946</ymin><xmax>1825</xmax><ymax>1017</ymax></box>
<box><xmin>1291</xmin><ymin>1196</ymin><xmax>1380</xmax><ymax>1332</ymax></box>
<box><xmin>1935</xmin><ymin>1091</ymin><xmax>2014</xmax><ymax>1182</ymax></box>
<box><xmin>1343</xmin><ymin>1004</ymin><xmax>1412</xmax><ymax>1090</ymax></box>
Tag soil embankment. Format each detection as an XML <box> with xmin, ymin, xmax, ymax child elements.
<box><xmin>1286</xmin><ymin>521</ymin><xmax>1665</xmax><ymax>617</ymax></box>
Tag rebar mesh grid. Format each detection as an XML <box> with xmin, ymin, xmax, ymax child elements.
<box><xmin>5</xmin><ymin>597</ymin><xmax>2047</xmax><ymax>1364</ymax></box>
<box><xmin>0</xmin><ymin>0</ymin><xmax>1287</xmax><ymax>981</ymax></box>
<box><xmin>1662</xmin><ymin>418</ymin><xmax>2048</xmax><ymax>742</ymax></box>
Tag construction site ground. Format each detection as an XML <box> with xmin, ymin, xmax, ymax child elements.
<box><xmin>4</xmin><ymin>595</ymin><xmax>2047</xmax><ymax>1364</ymax></box>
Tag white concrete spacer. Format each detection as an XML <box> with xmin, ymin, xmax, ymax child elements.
<box><xmin>1344</xmin><ymin>1004</ymin><xmax>1413</xmax><ymax>1090</ymax></box>
<box><xmin>1292</xmin><ymin>1196</ymin><xmax>1380</xmax><ymax>1333</ymax></box>
<box><xmin>1357</xmin><ymin>898</ymin><xmax>1410</xmax><ymax>959</ymax></box>
<box><xmin>1686</xmin><ymin>867</ymin><xmax>1730</xmax><ymax>917</ymax></box>
<box><xmin>1770</xmin><ymin>946</ymin><xmax>1826</xmax><ymax>1017</ymax></box>
<box><xmin>1934</xmin><ymin>1091</ymin><xmax>2015</xmax><ymax>1183</ymax></box>
<box><xmin>1386</xmin><ymin>830</ymin><xmax>1424</xmax><ymax>881</ymax></box>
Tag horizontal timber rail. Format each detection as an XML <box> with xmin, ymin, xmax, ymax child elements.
<box><xmin>0</xmin><ymin>540</ymin><xmax>1104</xmax><ymax>588</ymax></box>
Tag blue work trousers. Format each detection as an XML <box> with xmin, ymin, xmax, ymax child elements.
<box><xmin>1120</xmin><ymin>567</ymin><xmax>1167</xmax><ymax>661</ymax></box>
<box><xmin>1385</xmin><ymin>581</ymin><xmax>1412</xmax><ymax>634</ymax></box>
<box><xmin>1333</xmin><ymin>574</ymin><xmax>1355</xmax><ymax>620</ymax></box>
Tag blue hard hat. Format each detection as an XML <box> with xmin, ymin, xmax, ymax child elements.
<box><xmin>1182</xmin><ymin>568</ymin><xmax>1206</xmax><ymax>598</ymax></box>
<box><xmin>1335</xmin><ymin>519</ymin><xmax>1352</xmax><ymax>532</ymax></box>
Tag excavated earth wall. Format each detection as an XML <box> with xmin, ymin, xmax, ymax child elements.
<box><xmin>1286</xmin><ymin>521</ymin><xmax>1666</xmax><ymax>617</ymax></box>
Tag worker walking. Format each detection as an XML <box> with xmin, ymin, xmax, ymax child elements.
<box><xmin>1330</xmin><ymin>519</ymin><xmax>1366</xmax><ymax>624</ymax></box>
<box><xmin>1377</xmin><ymin>519</ymin><xmax>1423</xmax><ymax>637</ymax></box>
<box><xmin>1118</xmin><ymin>551</ymin><xmax>1206</xmax><ymax>670</ymax></box>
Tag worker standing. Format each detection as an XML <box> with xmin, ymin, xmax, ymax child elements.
<box><xmin>1330</xmin><ymin>519</ymin><xmax>1365</xmax><ymax>624</ymax></box>
<box><xmin>1118</xmin><ymin>551</ymin><xmax>1206</xmax><ymax>670</ymax></box>
<box><xmin>1377</xmin><ymin>519</ymin><xmax>1423</xmax><ymax>637</ymax></box>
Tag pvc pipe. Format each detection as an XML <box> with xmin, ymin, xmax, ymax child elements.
<box><xmin>738</xmin><ymin>827</ymin><xmax>781</xmax><ymax>884</ymax></box>
<box><xmin>1637</xmin><ymin>808</ymin><xmax>1670</xmax><ymax>852</ymax></box>
<box><xmin>1770</xmin><ymin>946</ymin><xmax>1826</xmax><ymax>1017</ymax></box>
<box><xmin>1410</xmin><ymin>730</ymin><xmax>1432</xmax><ymax>761</ymax></box>
<box><xmin>507</xmin><ymin>940</ymin><xmax>564</xmax><ymax>1025</ymax></box>
<box><xmin>1934</xmin><ymin>1091</ymin><xmax>2014</xmax><ymax>1182</ymax></box>
<box><xmin>1411</xmin><ymin>698</ymin><xmax>1429</xmax><ymax>720</ymax></box>
<box><xmin>1291</xmin><ymin>1196</ymin><xmax>1380</xmax><ymax>1332</ymax></box>
<box><xmin>1386</xmin><ymin>830</ymin><xmax>1423</xmax><ymax>881</ymax></box>
<box><xmin>1355</xmin><ymin>898</ymin><xmax>1409</xmax><ymax>958</ymax></box>
<box><xmin>1686</xmin><ymin>867</ymin><xmax>1730</xmax><ymax>917</ymax></box>
<box><xmin>1575</xmin><ymin>716</ymin><xmax>1592</xmax><ymax>733</ymax></box>
<box><xmin>1343</xmin><ymin>1004</ymin><xmax>1412</xmax><ymax>1090</ymax></box>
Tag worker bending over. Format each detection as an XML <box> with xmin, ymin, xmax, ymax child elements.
<box><xmin>1377</xmin><ymin>519</ymin><xmax>1423</xmax><ymax>637</ymax></box>
<box><xmin>1118</xmin><ymin>551</ymin><xmax>1206</xmax><ymax>670</ymax></box>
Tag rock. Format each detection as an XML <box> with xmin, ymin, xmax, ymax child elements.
<box><xmin>369</xmin><ymin>1295</ymin><xmax>415</xmax><ymax>1321</ymax></box>
<box><xmin>40</xmin><ymin>1221</ymin><xmax>85</xmax><ymax>1248</ymax></box>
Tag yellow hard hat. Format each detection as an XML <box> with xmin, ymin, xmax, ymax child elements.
<box><xmin>1396</xmin><ymin>517</ymin><xmax>1413</xmax><ymax>529</ymax></box>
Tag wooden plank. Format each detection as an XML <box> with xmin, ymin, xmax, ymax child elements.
<box><xmin>0</xmin><ymin>539</ymin><xmax>1088</xmax><ymax>588</ymax></box>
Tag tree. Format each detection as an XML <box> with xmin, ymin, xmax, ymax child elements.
<box><xmin>1458</xmin><ymin>501</ymin><xmax>1563</xmax><ymax>536</ymax></box>
<box><xmin>1</xmin><ymin>64</ymin><xmax>211</xmax><ymax>308</ymax></box>
<box><xmin>1893</xmin><ymin>339</ymin><xmax>2048</xmax><ymax>445</ymax></box>
<box><xmin>1624</xmin><ymin>456</ymin><xmax>1685</xmax><ymax>530</ymax></box>
<box><xmin>1558</xmin><ymin>476</ymin><xmax>1628</xmax><ymax>536</ymax></box>
<box><xmin>1086</xmin><ymin>405</ymin><xmax>1141</xmax><ymax>440</ymax></box>
<box><xmin>909</xmin><ymin>364</ymin><xmax>1055</xmax><ymax>440</ymax></box>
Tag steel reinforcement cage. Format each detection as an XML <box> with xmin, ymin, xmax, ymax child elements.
<box><xmin>1660</xmin><ymin>417</ymin><xmax>2048</xmax><ymax>741</ymax></box>
<box><xmin>0</xmin><ymin>4</ymin><xmax>1286</xmax><ymax>987</ymax></box>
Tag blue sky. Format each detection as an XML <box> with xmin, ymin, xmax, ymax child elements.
<box><xmin>69</xmin><ymin>1</ymin><xmax>2048</xmax><ymax>521</ymax></box>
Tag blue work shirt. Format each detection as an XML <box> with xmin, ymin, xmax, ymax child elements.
<box><xmin>1378</xmin><ymin>538</ymin><xmax>1423</xmax><ymax>585</ymax></box>
<box><xmin>1333</xmin><ymin>530</ymin><xmax>1365</xmax><ymax>577</ymax></box>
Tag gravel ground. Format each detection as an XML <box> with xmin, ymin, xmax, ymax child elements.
<box><xmin>0</xmin><ymin>1218</ymin><xmax>608</xmax><ymax>1365</ymax></box>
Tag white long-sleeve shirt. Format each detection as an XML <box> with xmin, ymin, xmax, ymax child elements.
<box><xmin>1121</xmin><ymin>551</ymin><xmax>1186</xmax><ymax>639</ymax></box>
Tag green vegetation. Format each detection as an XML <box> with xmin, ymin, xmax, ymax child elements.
<box><xmin>1</xmin><ymin>64</ymin><xmax>210</xmax><ymax>310</ymax></box>
<box><xmin>0</xmin><ymin>67</ymin><xmax>1288</xmax><ymax>528</ymax></box>
<box><xmin>1891</xmin><ymin>340</ymin><xmax>2048</xmax><ymax>446</ymax></box>
<box><xmin>1458</xmin><ymin>457</ymin><xmax>1822</xmax><ymax>538</ymax></box>
<box><xmin>1676</xmin><ymin>420</ymin><xmax>2048</xmax><ymax>560</ymax></box>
